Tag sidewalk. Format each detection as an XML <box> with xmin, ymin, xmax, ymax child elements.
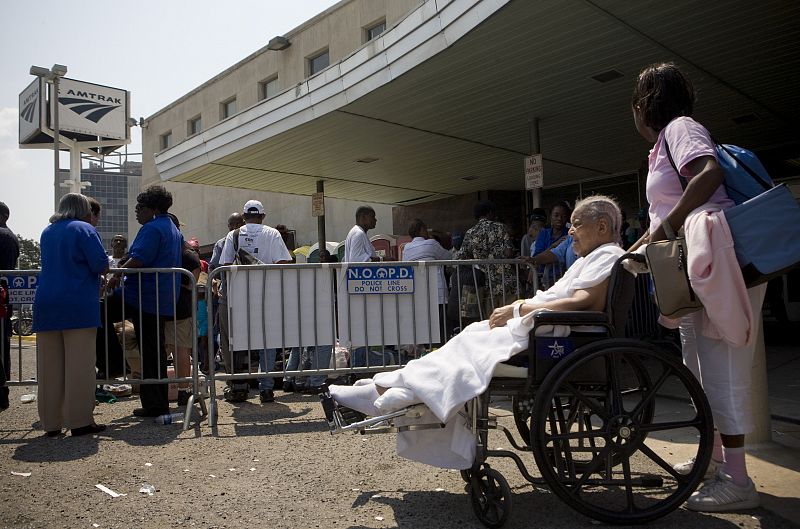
<box><xmin>759</xmin><ymin>343</ymin><xmax>800</xmax><ymax>524</ymax></box>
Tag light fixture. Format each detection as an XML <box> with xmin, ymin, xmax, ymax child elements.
<box><xmin>590</xmin><ymin>69</ymin><xmax>623</xmax><ymax>83</ymax></box>
<box><xmin>267</xmin><ymin>36</ymin><xmax>291</xmax><ymax>51</ymax></box>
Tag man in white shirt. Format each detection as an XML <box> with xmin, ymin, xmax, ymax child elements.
<box><xmin>402</xmin><ymin>218</ymin><xmax>452</xmax><ymax>304</ymax></box>
<box><xmin>343</xmin><ymin>205</ymin><xmax>388</xmax><ymax>369</ymax></box>
<box><xmin>344</xmin><ymin>206</ymin><xmax>380</xmax><ymax>263</ymax></box>
<box><xmin>221</xmin><ymin>200</ymin><xmax>292</xmax><ymax>404</ymax></box>
<box><xmin>402</xmin><ymin>218</ymin><xmax>453</xmax><ymax>346</ymax></box>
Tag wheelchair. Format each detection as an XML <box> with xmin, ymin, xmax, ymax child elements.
<box><xmin>321</xmin><ymin>254</ymin><xmax>714</xmax><ymax>526</ymax></box>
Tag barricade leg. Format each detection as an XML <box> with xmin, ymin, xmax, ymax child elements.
<box><xmin>0</xmin><ymin>316</ymin><xmax>9</xmax><ymax>409</ymax></box>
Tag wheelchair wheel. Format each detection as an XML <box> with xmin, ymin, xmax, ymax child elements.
<box><xmin>529</xmin><ymin>354</ymin><xmax>655</xmax><ymax>472</ymax></box>
<box><xmin>469</xmin><ymin>466</ymin><xmax>512</xmax><ymax>528</ymax></box>
<box><xmin>531</xmin><ymin>339</ymin><xmax>712</xmax><ymax>524</ymax></box>
<box><xmin>460</xmin><ymin>469</ymin><xmax>472</xmax><ymax>483</ymax></box>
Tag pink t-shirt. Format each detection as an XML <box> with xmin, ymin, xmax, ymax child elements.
<box><xmin>645</xmin><ymin>116</ymin><xmax>734</xmax><ymax>232</ymax></box>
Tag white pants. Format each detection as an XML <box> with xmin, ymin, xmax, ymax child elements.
<box><xmin>680</xmin><ymin>283</ymin><xmax>767</xmax><ymax>436</ymax></box>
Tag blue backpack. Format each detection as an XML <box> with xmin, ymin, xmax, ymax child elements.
<box><xmin>715</xmin><ymin>144</ymin><xmax>774</xmax><ymax>205</ymax></box>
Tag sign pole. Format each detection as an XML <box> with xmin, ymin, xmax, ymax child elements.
<box><xmin>52</xmin><ymin>75</ymin><xmax>61</xmax><ymax>193</ymax></box>
<box><xmin>315</xmin><ymin>180</ymin><xmax>326</xmax><ymax>260</ymax></box>
<box><xmin>69</xmin><ymin>144</ymin><xmax>83</xmax><ymax>194</ymax></box>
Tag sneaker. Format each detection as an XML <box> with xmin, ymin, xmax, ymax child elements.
<box><xmin>674</xmin><ymin>456</ymin><xmax>721</xmax><ymax>479</ymax></box>
<box><xmin>223</xmin><ymin>386</ymin><xmax>248</xmax><ymax>403</ymax></box>
<box><xmin>259</xmin><ymin>390</ymin><xmax>275</xmax><ymax>403</ymax></box>
<box><xmin>686</xmin><ymin>471</ymin><xmax>760</xmax><ymax>512</ymax></box>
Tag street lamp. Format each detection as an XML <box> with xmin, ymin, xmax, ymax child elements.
<box><xmin>29</xmin><ymin>64</ymin><xmax>69</xmax><ymax>191</ymax></box>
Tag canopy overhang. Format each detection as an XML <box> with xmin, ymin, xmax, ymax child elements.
<box><xmin>155</xmin><ymin>0</ymin><xmax>800</xmax><ymax>205</ymax></box>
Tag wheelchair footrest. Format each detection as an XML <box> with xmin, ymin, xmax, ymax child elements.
<box><xmin>320</xmin><ymin>392</ymin><xmax>444</xmax><ymax>435</ymax></box>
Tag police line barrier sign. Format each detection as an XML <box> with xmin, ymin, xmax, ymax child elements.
<box><xmin>346</xmin><ymin>265</ymin><xmax>414</xmax><ymax>294</ymax></box>
<box><xmin>0</xmin><ymin>273</ymin><xmax>38</xmax><ymax>304</ymax></box>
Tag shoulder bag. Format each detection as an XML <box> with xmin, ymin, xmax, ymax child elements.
<box><xmin>665</xmin><ymin>137</ymin><xmax>800</xmax><ymax>287</ymax></box>
<box><xmin>644</xmin><ymin>220</ymin><xmax>703</xmax><ymax>318</ymax></box>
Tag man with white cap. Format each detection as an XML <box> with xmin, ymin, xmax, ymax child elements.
<box><xmin>221</xmin><ymin>200</ymin><xmax>291</xmax><ymax>403</ymax></box>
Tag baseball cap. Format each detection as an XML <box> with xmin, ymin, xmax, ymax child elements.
<box><xmin>243</xmin><ymin>200</ymin><xmax>265</xmax><ymax>215</ymax></box>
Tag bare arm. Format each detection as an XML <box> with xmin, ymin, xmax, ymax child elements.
<box><xmin>488</xmin><ymin>279</ymin><xmax>610</xmax><ymax>329</ymax></box>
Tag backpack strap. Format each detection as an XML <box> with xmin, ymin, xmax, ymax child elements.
<box><xmin>663</xmin><ymin>138</ymin><xmax>688</xmax><ymax>192</ymax></box>
<box><xmin>232</xmin><ymin>226</ymin><xmax>242</xmax><ymax>252</ymax></box>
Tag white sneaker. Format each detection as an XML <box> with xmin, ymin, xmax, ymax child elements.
<box><xmin>686</xmin><ymin>471</ymin><xmax>760</xmax><ymax>512</ymax></box>
<box><xmin>673</xmin><ymin>456</ymin><xmax>721</xmax><ymax>479</ymax></box>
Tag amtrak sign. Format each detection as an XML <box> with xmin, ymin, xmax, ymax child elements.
<box><xmin>57</xmin><ymin>78</ymin><xmax>128</xmax><ymax>140</ymax></box>
<box><xmin>18</xmin><ymin>78</ymin><xmax>45</xmax><ymax>144</ymax></box>
<box><xmin>19</xmin><ymin>75</ymin><xmax>130</xmax><ymax>149</ymax></box>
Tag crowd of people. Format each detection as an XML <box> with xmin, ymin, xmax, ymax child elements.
<box><xmin>0</xmin><ymin>61</ymin><xmax>770</xmax><ymax>513</ymax></box>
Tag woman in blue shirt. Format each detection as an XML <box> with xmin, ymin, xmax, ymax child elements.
<box><xmin>33</xmin><ymin>193</ymin><xmax>109</xmax><ymax>437</ymax></box>
<box><xmin>108</xmin><ymin>185</ymin><xmax>182</xmax><ymax>417</ymax></box>
<box><xmin>532</xmin><ymin>202</ymin><xmax>571</xmax><ymax>257</ymax></box>
<box><xmin>532</xmin><ymin>202</ymin><xmax>572</xmax><ymax>286</ymax></box>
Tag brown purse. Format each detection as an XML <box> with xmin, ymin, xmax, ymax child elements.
<box><xmin>644</xmin><ymin>221</ymin><xmax>703</xmax><ymax>318</ymax></box>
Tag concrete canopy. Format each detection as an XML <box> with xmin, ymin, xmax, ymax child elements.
<box><xmin>155</xmin><ymin>0</ymin><xmax>800</xmax><ymax>205</ymax></box>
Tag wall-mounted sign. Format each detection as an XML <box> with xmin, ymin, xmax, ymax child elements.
<box><xmin>524</xmin><ymin>154</ymin><xmax>543</xmax><ymax>189</ymax></box>
<box><xmin>311</xmin><ymin>192</ymin><xmax>324</xmax><ymax>217</ymax></box>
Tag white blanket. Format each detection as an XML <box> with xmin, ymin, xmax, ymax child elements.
<box><xmin>372</xmin><ymin>243</ymin><xmax>624</xmax><ymax>468</ymax></box>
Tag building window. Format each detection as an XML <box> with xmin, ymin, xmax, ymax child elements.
<box><xmin>258</xmin><ymin>76</ymin><xmax>279</xmax><ymax>101</ymax></box>
<box><xmin>220</xmin><ymin>97</ymin><xmax>237</xmax><ymax>120</ymax></box>
<box><xmin>308</xmin><ymin>49</ymin><xmax>330</xmax><ymax>76</ymax></box>
<box><xmin>187</xmin><ymin>115</ymin><xmax>202</xmax><ymax>136</ymax></box>
<box><xmin>159</xmin><ymin>131</ymin><xmax>172</xmax><ymax>150</ymax></box>
<box><xmin>365</xmin><ymin>20</ymin><xmax>386</xmax><ymax>42</ymax></box>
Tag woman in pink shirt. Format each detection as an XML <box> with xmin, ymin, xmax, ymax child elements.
<box><xmin>631</xmin><ymin>62</ymin><xmax>767</xmax><ymax>512</ymax></box>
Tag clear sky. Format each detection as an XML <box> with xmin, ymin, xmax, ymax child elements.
<box><xmin>0</xmin><ymin>0</ymin><xmax>339</xmax><ymax>241</ymax></box>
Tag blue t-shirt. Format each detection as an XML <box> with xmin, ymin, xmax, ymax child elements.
<box><xmin>124</xmin><ymin>214</ymin><xmax>183</xmax><ymax>316</ymax></box>
<box><xmin>32</xmin><ymin>219</ymin><xmax>109</xmax><ymax>332</ymax></box>
<box><xmin>532</xmin><ymin>227</ymin><xmax>569</xmax><ymax>257</ymax></box>
<box><xmin>551</xmin><ymin>235</ymin><xmax>578</xmax><ymax>270</ymax></box>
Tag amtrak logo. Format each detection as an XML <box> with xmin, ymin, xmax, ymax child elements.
<box><xmin>548</xmin><ymin>340</ymin><xmax>566</xmax><ymax>359</ymax></box>
<box><xmin>20</xmin><ymin>101</ymin><xmax>36</xmax><ymax>123</ymax></box>
<box><xmin>59</xmin><ymin>88</ymin><xmax>121</xmax><ymax>123</ymax></box>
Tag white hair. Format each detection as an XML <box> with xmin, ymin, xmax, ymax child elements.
<box><xmin>573</xmin><ymin>195</ymin><xmax>622</xmax><ymax>243</ymax></box>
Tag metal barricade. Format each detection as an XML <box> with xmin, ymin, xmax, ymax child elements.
<box><xmin>204</xmin><ymin>259</ymin><xmax>535</xmax><ymax>427</ymax></box>
<box><xmin>0</xmin><ymin>267</ymin><xmax>205</xmax><ymax>432</ymax></box>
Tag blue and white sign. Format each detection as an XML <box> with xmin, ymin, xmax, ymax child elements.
<box><xmin>346</xmin><ymin>265</ymin><xmax>414</xmax><ymax>294</ymax></box>
<box><xmin>0</xmin><ymin>273</ymin><xmax>38</xmax><ymax>304</ymax></box>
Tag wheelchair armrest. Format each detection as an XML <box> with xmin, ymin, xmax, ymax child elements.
<box><xmin>533</xmin><ymin>311</ymin><xmax>610</xmax><ymax>327</ymax></box>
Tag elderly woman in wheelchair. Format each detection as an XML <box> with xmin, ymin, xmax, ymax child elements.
<box><xmin>321</xmin><ymin>195</ymin><xmax>714</xmax><ymax>527</ymax></box>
